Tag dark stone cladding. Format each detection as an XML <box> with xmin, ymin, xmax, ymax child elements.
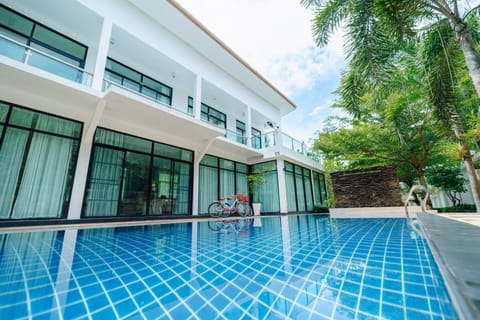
<box><xmin>331</xmin><ymin>165</ymin><xmax>403</xmax><ymax>208</ymax></box>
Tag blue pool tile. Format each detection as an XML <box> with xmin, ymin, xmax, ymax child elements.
<box><xmin>406</xmin><ymin>309</ymin><xmax>433</xmax><ymax>320</ymax></box>
<box><xmin>383</xmin><ymin>289</ymin><xmax>404</xmax><ymax>307</ymax></box>
<box><xmin>381</xmin><ymin>303</ymin><xmax>404</xmax><ymax>320</ymax></box>
<box><xmin>341</xmin><ymin>280</ymin><xmax>361</xmax><ymax>295</ymax></box>
<box><xmin>91</xmin><ymin>307</ymin><xmax>116</xmax><ymax>320</ymax></box>
<box><xmin>359</xmin><ymin>297</ymin><xmax>380</xmax><ymax>316</ymax></box>
<box><xmin>339</xmin><ymin>292</ymin><xmax>358</xmax><ymax>310</ymax></box>
<box><xmin>0</xmin><ymin>304</ymin><xmax>29</xmax><ymax>319</ymax></box>
<box><xmin>62</xmin><ymin>302</ymin><xmax>87</xmax><ymax>319</ymax></box>
<box><xmin>314</xmin><ymin>298</ymin><xmax>335</xmax><ymax>318</ymax></box>
<box><xmin>115</xmin><ymin>298</ymin><xmax>137</xmax><ymax>318</ymax></box>
<box><xmin>383</xmin><ymin>279</ymin><xmax>403</xmax><ymax>293</ymax></box>
<box><xmin>405</xmin><ymin>282</ymin><xmax>427</xmax><ymax>297</ymax></box>
<box><xmin>405</xmin><ymin>294</ymin><xmax>430</xmax><ymax>312</ymax></box>
<box><xmin>169</xmin><ymin>303</ymin><xmax>192</xmax><ymax>319</ymax></box>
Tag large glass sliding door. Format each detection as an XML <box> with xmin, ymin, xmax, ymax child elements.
<box><xmin>198</xmin><ymin>155</ymin><xmax>248</xmax><ymax>214</ymax></box>
<box><xmin>284</xmin><ymin>162</ymin><xmax>316</xmax><ymax>212</ymax></box>
<box><xmin>312</xmin><ymin>171</ymin><xmax>327</xmax><ymax>205</ymax></box>
<box><xmin>0</xmin><ymin>102</ymin><xmax>81</xmax><ymax>219</ymax></box>
<box><xmin>251</xmin><ymin>161</ymin><xmax>280</xmax><ymax>213</ymax></box>
<box><xmin>119</xmin><ymin>152</ymin><xmax>150</xmax><ymax>216</ymax></box>
<box><xmin>83</xmin><ymin>128</ymin><xmax>193</xmax><ymax>217</ymax></box>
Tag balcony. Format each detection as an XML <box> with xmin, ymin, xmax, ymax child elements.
<box><xmin>0</xmin><ymin>34</ymin><xmax>93</xmax><ymax>86</ymax></box>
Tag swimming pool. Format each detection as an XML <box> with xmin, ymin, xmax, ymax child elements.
<box><xmin>0</xmin><ymin>215</ymin><xmax>457</xmax><ymax>319</ymax></box>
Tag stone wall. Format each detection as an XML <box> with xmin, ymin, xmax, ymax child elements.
<box><xmin>331</xmin><ymin>165</ymin><xmax>403</xmax><ymax>208</ymax></box>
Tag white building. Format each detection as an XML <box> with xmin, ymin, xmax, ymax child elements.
<box><xmin>0</xmin><ymin>0</ymin><xmax>326</xmax><ymax>222</ymax></box>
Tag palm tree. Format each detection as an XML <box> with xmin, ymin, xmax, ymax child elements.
<box><xmin>302</xmin><ymin>0</ymin><xmax>480</xmax><ymax>212</ymax></box>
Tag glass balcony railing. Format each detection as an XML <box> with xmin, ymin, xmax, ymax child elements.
<box><xmin>282</xmin><ymin>132</ymin><xmax>306</xmax><ymax>154</ymax></box>
<box><xmin>224</xmin><ymin>129</ymin><xmax>247</xmax><ymax>145</ymax></box>
<box><xmin>0</xmin><ymin>34</ymin><xmax>93</xmax><ymax>85</ymax></box>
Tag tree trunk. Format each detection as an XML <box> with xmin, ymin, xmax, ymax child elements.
<box><xmin>458</xmin><ymin>29</ymin><xmax>480</xmax><ymax>98</ymax></box>
<box><xmin>462</xmin><ymin>144</ymin><xmax>480</xmax><ymax>213</ymax></box>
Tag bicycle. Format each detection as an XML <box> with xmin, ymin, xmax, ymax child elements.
<box><xmin>208</xmin><ymin>194</ymin><xmax>253</xmax><ymax>218</ymax></box>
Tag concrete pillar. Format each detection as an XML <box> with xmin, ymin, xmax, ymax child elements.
<box><xmin>194</xmin><ymin>75</ymin><xmax>202</xmax><ymax>120</ymax></box>
<box><xmin>91</xmin><ymin>17</ymin><xmax>113</xmax><ymax>91</ymax></box>
<box><xmin>67</xmin><ymin>100</ymin><xmax>106</xmax><ymax>219</ymax></box>
<box><xmin>276</xmin><ymin>159</ymin><xmax>288</xmax><ymax>213</ymax></box>
<box><xmin>245</xmin><ymin>106</ymin><xmax>252</xmax><ymax>147</ymax></box>
<box><xmin>192</xmin><ymin>160</ymin><xmax>200</xmax><ymax>216</ymax></box>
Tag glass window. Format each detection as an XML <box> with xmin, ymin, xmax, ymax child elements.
<box><xmin>201</xmin><ymin>103</ymin><xmax>226</xmax><ymax>128</ymax></box>
<box><xmin>0</xmin><ymin>28</ymin><xmax>29</xmax><ymax>62</ymax></box>
<box><xmin>251</xmin><ymin>161</ymin><xmax>280</xmax><ymax>213</ymax></box>
<box><xmin>105</xmin><ymin>58</ymin><xmax>172</xmax><ymax>105</ymax></box>
<box><xmin>0</xmin><ymin>102</ymin><xmax>10</xmax><ymax>122</ymax></box>
<box><xmin>154</xmin><ymin>142</ymin><xmax>193</xmax><ymax>162</ymax></box>
<box><xmin>84</xmin><ymin>128</ymin><xmax>193</xmax><ymax>217</ymax></box>
<box><xmin>251</xmin><ymin>127</ymin><xmax>262</xmax><ymax>149</ymax></box>
<box><xmin>95</xmin><ymin>128</ymin><xmax>152</xmax><ymax>154</ymax></box>
<box><xmin>220</xmin><ymin>159</ymin><xmax>234</xmax><ymax>170</ymax></box>
<box><xmin>187</xmin><ymin>96</ymin><xmax>194</xmax><ymax>115</ymax></box>
<box><xmin>0</xmin><ymin>103</ymin><xmax>81</xmax><ymax>219</ymax></box>
<box><xmin>0</xmin><ymin>6</ymin><xmax>34</xmax><ymax>36</ymax></box>
<box><xmin>200</xmin><ymin>155</ymin><xmax>218</xmax><ymax>167</ymax></box>
<box><xmin>32</xmin><ymin>25</ymin><xmax>86</xmax><ymax>61</ymax></box>
<box><xmin>199</xmin><ymin>154</ymin><xmax>249</xmax><ymax>214</ymax></box>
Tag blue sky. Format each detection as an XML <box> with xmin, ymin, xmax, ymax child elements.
<box><xmin>175</xmin><ymin>0</ymin><xmax>347</xmax><ymax>145</ymax></box>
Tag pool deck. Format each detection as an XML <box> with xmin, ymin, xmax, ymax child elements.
<box><xmin>417</xmin><ymin>212</ymin><xmax>480</xmax><ymax>320</ymax></box>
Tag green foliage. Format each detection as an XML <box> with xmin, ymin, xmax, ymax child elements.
<box><xmin>435</xmin><ymin>204</ymin><xmax>477</xmax><ymax>213</ymax></box>
<box><xmin>425</xmin><ymin>165</ymin><xmax>467</xmax><ymax>206</ymax></box>
<box><xmin>313</xmin><ymin>205</ymin><xmax>330</xmax><ymax>213</ymax></box>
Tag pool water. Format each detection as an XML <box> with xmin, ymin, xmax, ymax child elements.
<box><xmin>0</xmin><ymin>215</ymin><xmax>457</xmax><ymax>319</ymax></box>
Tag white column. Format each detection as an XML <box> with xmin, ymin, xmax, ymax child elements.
<box><xmin>67</xmin><ymin>100</ymin><xmax>106</xmax><ymax>219</ymax></box>
<box><xmin>192</xmin><ymin>160</ymin><xmax>200</xmax><ymax>215</ymax></box>
<box><xmin>245</xmin><ymin>106</ymin><xmax>252</xmax><ymax>147</ymax></box>
<box><xmin>277</xmin><ymin>159</ymin><xmax>288</xmax><ymax>213</ymax></box>
<box><xmin>91</xmin><ymin>17</ymin><xmax>113</xmax><ymax>91</ymax></box>
<box><xmin>194</xmin><ymin>75</ymin><xmax>202</xmax><ymax>120</ymax></box>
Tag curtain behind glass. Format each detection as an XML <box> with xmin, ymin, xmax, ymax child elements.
<box><xmin>304</xmin><ymin>175</ymin><xmax>314</xmax><ymax>211</ymax></box>
<box><xmin>173</xmin><ymin>162</ymin><xmax>191</xmax><ymax>214</ymax></box>
<box><xmin>312</xmin><ymin>173</ymin><xmax>322</xmax><ymax>205</ymax></box>
<box><xmin>220</xmin><ymin>169</ymin><xmax>235</xmax><ymax>198</ymax></box>
<box><xmin>295</xmin><ymin>174</ymin><xmax>306</xmax><ymax>212</ymax></box>
<box><xmin>285</xmin><ymin>171</ymin><xmax>297</xmax><ymax>212</ymax></box>
<box><xmin>0</xmin><ymin>128</ymin><xmax>28</xmax><ymax>218</ymax></box>
<box><xmin>199</xmin><ymin>166</ymin><xmax>218</xmax><ymax>214</ymax></box>
<box><xmin>84</xmin><ymin>147</ymin><xmax>123</xmax><ymax>217</ymax></box>
<box><xmin>236</xmin><ymin>172</ymin><xmax>248</xmax><ymax>196</ymax></box>
<box><xmin>12</xmin><ymin>133</ymin><xmax>75</xmax><ymax>218</ymax></box>
<box><xmin>255</xmin><ymin>171</ymin><xmax>280</xmax><ymax>212</ymax></box>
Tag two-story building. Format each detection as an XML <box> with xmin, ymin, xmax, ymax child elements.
<box><xmin>0</xmin><ymin>0</ymin><xmax>327</xmax><ymax>223</ymax></box>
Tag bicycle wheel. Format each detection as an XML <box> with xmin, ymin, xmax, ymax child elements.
<box><xmin>208</xmin><ymin>220</ymin><xmax>224</xmax><ymax>231</ymax></box>
<box><xmin>245</xmin><ymin>204</ymin><xmax>253</xmax><ymax>216</ymax></box>
<box><xmin>208</xmin><ymin>202</ymin><xmax>223</xmax><ymax>218</ymax></box>
<box><xmin>236</xmin><ymin>203</ymin><xmax>249</xmax><ymax>217</ymax></box>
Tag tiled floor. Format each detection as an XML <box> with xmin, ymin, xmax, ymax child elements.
<box><xmin>417</xmin><ymin>212</ymin><xmax>480</xmax><ymax>319</ymax></box>
<box><xmin>0</xmin><ymin>215</ymin><xmax>458</xmax><ymax>319</ymax></box>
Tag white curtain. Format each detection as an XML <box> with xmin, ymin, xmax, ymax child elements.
<box><xmin>84</xmin><ymin>147</ymin><xmax>123</xmax><ymax>217</ymax></box>
<box><xmin>295</xmin><ymin>174</ymin><xmax>306</xmax><ymax>212</ymax></box>
<box><xmin>285</xmin><ymin>171</ymin><xmax>297</xmax><ymax>212</ymax></box>
<box><xmin>0</xmin><ymin>128</ymin><xmax>28</xmax><ymax>218</ymax></box>
<box><xmin>12</xmin><ymin>133</ymin><xmax>74</xmax><ymax>218</ymax></box>
<box><xmin>199</xmin><ymin>166</ymin><xmax>218</xmax><ymax>214</ymax></box>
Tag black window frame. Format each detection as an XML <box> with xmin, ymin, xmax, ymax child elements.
<box><xmin>0</xmin><ymin>4</ymin><xmax>88</xmax><ymax>69</ymax></box>
<box><xmin>104</xmin><ymin>58</ymin><xmax>173</xmax><ymax>106</ymax></box>
<box><xmin>236</xmin><ymin>120</ymin><xmax>246</xmax><ymax>144</ymax></box>
<box><xmin>200</xmin><ymin>103</ymin><xmax>226</xmax><ymax>128</ymax></box>
<box><xmin>251</xmin><ymin>127</ymin><xmax>262</xmax><ymax>149</ymax></box>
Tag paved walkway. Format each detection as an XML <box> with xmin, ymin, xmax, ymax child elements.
<box><xmin>417</xmin><ymin>212</ymin><xmax>480</xmax><ymax>320</ymax></box>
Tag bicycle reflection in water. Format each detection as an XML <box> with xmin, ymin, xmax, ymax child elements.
<box><xmin>208</xmin><ymin>218</ymin><xmax>253</xmax><ymax>236</ymax></box>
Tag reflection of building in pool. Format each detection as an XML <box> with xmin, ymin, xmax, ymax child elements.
<box><xmin>0</xmin><ymin>0</ymin><xmax>325</xmax><ymax>223</ymax></box>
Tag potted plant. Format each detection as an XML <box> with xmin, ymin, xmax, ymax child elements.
<box><xmin>247</xmin><ymin>168</ymin><xmax>269</xmax><ymax>215</ymax></box>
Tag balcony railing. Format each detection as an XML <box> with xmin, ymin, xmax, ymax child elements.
<box><xmin>0</xmin><ymin>34</ymin><xmax>93</xmax><ymax>86</ymax></box>
<box><xmin>103</xmin><ymin>79</ymin><xmax>194</xmax><ymax>117</ymax></box>
<box><xmin>224</xmin><ymin>129</ymin><xmax>247</xmax><ymax>145</ymax></box>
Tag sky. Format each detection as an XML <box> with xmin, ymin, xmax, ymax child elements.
<box><xmin>175</xmin><ymin>0</ymin><xmax>347</xmax><ymax>145</ymax></box>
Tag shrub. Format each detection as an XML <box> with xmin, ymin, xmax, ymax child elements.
<box><xmin>435</xmin><ymin>204</ymin><xmax>477</xmax><ymax>213</ymax></box>
<box><xmin>313</xmin><ymin>205</ymin><xmax>330</xmax><ymax>213</ymax></box>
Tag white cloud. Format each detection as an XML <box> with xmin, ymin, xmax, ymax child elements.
<box><xmin>176</xmin><ymin>0</ymin><xmax>347</xmax><ymax>140</ymax></box>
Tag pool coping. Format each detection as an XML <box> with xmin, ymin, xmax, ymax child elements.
<box><xmin>416</xmin><ymin>212</ymin><xmax>480</xmax><ymax>320</ymax></box>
